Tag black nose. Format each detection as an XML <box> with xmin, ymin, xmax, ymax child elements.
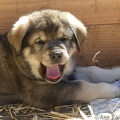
<box><xmin>49</xmin><ymin>51</ymin><xmax>63</xmax><ymax>59</ymax></box>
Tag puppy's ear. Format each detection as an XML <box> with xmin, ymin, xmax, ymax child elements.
<box><xmin>7</xmin><ymin>16</ymin><xmax>31</xmax><ymax>55</ymax></box>
<box><xmin>69</xmin><ymin>25</ymin><xmax>80</xmax><ymax>51</ymax></box>
<box><xmin>66</xmin><ymin>12</ymin><xmax>87</xmax><ymax>51</ymax></box>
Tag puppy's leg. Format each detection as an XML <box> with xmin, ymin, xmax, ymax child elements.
<box><xmin>23</xmin><ymin>80</ymin><xmax>120</xmax><ymax>108</ymax></box>
<box><xmin>78</xmin><ymin>80</ymin><xmax>120</xmax><ymax>103</ymax></box>
<box><xmin>74</xmin><ymin>66</ymin><xmax>120</xmax><ymax>83</ymax></box>
<box><xmin>0</xmin><ymin>94</ymin><xmax>20</xmax><ymax>105</ymax></box>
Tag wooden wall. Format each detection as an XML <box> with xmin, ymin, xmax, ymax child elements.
<box><xmin>0</xmin><ymin>0</ymin><xmax>120</xmax><ymax>67</ymax></box>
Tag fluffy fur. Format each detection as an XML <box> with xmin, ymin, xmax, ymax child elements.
<box><xmin>0</xmin><ymin>9</ymin><xmax>120</xmax><ymax>108</ymax></box>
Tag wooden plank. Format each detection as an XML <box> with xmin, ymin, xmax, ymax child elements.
<box><xmin>1</xmin><ymin>23</ymin><xmax>120</xmax><ymax>67</ymax></box>
<box><xmin>0</xmin><ymin>0</ymin><xmax>120</xmax><ymax>31</ymax></box>
<box><xmin>76</xmin><ymin>24</ymin><xmax>120</xmax><ymax>67</ymax></box>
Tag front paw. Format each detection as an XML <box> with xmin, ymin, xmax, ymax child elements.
<box><xmin>99</xmin><ymin>83</ymin><xmax>120</xmax><ymax>98</ymax></box>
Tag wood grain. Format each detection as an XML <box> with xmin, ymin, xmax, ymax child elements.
<box><xmin>76</xmin><ymin>24</ymin><xmax>120</xmax><ymax>67</ymax></box>
<box><xmin>0</xmin><ymin>0</ymin><xmax>120</xmax><ymax>31</ymax></box>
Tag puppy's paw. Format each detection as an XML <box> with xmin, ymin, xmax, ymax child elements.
<box><xmin>99</xmin><ymin>83</ymin><xmax>120</xmax><ymax>98</ymax></box>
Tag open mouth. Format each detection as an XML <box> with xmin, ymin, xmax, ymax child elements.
<box><xmin>41</xmin><ymin>64</ymin><xmax>65</xmax><ymax>83</ymax></box>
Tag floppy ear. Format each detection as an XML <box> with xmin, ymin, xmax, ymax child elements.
<box><xmin>69</xmin><ymin>25</ymin><xmax>80</xmax><ymax>51</ymax></box>
<box><xmin>66</xmin><ymin>12</ymin><xmax>87</xmax><ymax>51</ymax></box>
<box><xmin>7</xmin><ymin>16</ymin><xmax>31</xmax><ymax>55</ymax></box>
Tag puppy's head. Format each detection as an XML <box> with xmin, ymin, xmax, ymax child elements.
<box><xmin>7</xmin><ymin>9</ymin><xmax>86</xmax><ymax>84</ymax></box>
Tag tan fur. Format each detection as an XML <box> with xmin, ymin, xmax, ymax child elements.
<box><xmin>0</xmin><ymin>10</ymin><xmax>119</xmax><ymax>108</ymax></box>
<box><xmin>7</xmin><ymin>16</ymin><xmax>31</xmax><ymax>54</ymax></box>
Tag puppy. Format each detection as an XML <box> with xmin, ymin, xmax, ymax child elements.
<box><xmin>0</xmin><ymin>9</ymin><xmax>120</xmax><ymax>108</ymax></box>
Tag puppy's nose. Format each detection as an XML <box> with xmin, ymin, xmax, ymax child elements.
<box><xmin>49</xmin><ymin>51</ymin><xmax>63</xmax><ymax>59</ymax></box>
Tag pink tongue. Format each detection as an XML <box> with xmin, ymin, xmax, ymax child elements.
<box><xmin>46</xmin><ymin>64</ymin><xmax>61</xmax><ymax>80</ymax></box>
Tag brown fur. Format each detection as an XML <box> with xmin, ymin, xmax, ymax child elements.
<box><xmin>0</xmin><ymin>10</ymin><xmax>120</xmax><ymax>109</ymax></box>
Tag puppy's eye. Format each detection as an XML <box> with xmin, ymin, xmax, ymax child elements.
<box><xmin>60</xmin><ymin>36</ymin><xmax>67</xmax><ymax>41</ymax></box>
<box><xmin>35</xmin><ymin>38</ymin><xmax>45</xmax><ymax>44</ymax></box>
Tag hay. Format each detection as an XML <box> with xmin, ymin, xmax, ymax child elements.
<box><xmin>0</xmin><ymin>103</ymin><xmax>92</xmax><ymax>120</ymax></box>
<box><xmin>0</xmin><ymin>97</ymin><xmax>118</xmax><ymax>120</ymax></box>
<box><xmin>84</xmin><ymin>51</ymin><xmax>100</xmax><ymax>66</ymax></box>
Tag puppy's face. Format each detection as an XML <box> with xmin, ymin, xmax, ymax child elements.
<box><xmin>7</xmin><ymin>10</ymin><xmax>86</xmax><ymax>83</ymax></box>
